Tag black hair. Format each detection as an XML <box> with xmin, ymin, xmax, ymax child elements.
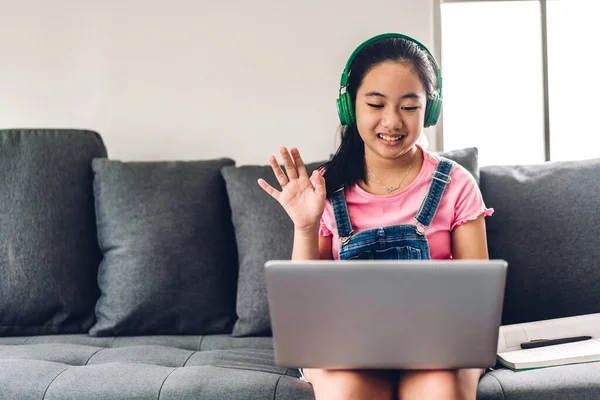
<box><xmin>321</xmin><ymin>37</ymin><xmax>437</xmax><ymax>198</ymax></box>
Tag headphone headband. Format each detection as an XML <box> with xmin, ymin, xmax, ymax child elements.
<box><xmin>339</xmin><ymin>32</ymin><xmax>442</xmax><ymax>95</ymax></box>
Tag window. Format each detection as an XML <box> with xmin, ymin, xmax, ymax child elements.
<box><xmin>440</xmin><ymin>0</ymin><xmax>600</xmax><ymax>165</ymax></box>
<box><xmin>547</xmin><ymin>0</ymin><xmax>600</xmax><ymax>162</ymax></box>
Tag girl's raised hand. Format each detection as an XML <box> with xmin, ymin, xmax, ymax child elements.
<box><xmin>257</xmin><ymin>147</ymin><xmax>326</xmax><ymax>233</ymax></box>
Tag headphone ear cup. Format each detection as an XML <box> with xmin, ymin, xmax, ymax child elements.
<box><xmin>336</xmin><ymin>96</ymin><xmax>348</xmax><ymax>126</ymax></box>
<box><xmin>424</xmin><ymin>93</ymin><xmax>442</xmax><ymax>127</ymax></box>
<box><xmin>337</xmin><ymin>92</ymin><xmax>355</xmax><ymax>126</ymax></box>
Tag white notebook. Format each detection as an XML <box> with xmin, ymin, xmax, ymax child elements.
<box><xmin>496</xmin><ymin>313</ymin><xmax>600</xmax><ymax>371</ymax></box>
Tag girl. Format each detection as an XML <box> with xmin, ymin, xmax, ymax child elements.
<box><xmin>258</xmin><ymin>33</ymin><xmax>493</xmax><ymax>400</ymax></box>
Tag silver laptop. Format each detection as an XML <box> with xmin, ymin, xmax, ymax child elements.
<box><xmin>264</xmin><ymin>259</ymin><xmax>507</xmax><ymax>370</ymax></box>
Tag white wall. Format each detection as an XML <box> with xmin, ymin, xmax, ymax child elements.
<box><xmin>0</xmin><ymin>0</ymin><xmax>436</xmax><ymax>165</ymax></box>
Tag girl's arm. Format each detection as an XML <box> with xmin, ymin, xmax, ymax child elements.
<box><xmin>451</xmin><ymin>214</ymin><xmax>490</xmax><ymax>379</ymax></box>
<box><xmin>291</xmin><ymin>229</ymin><xmax>333</xmax><ymax>260</ymax></box>
<box><xmin>451</xmin><ymin>214</ymin><xmax>489</xmax><ymax>259</ymax></box>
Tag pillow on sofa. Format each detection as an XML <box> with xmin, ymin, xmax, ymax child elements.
<box><xmin>223</xmin><ymin>147</ymin><xmax>480</xmax><ymax>337</ymax></box>
<box><xmin>0</xmin><ymin>129</ymin><xmax>106</xmax><ymax>336</ymax></box>
<box><xmin>480</xmin><ymin>157</ymin><xmax>600</xmax><ymax>325</ymax></box>
<box><xmin>89</xmin><ymin>158</ymin><xmax>239</xmax><ymax>336</ymax></box>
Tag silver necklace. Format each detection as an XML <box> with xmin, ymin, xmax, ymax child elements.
<box><xmin>367</xmin><ymin>157</ymin><xmax>415</xmax><ymax>194</ymax></box>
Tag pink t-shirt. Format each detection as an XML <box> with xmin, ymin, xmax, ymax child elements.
<box><xmin>319</xmin><ymin>148</ymin><xmax>494</xmax><ymax>260</ymax></box>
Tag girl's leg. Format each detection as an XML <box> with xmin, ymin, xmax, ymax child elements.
<box><xmin>397</xmin><ymin>368</ymin><xmax>484</xmax><ymax>400</ymax></box>
<box><xmin>303</xmin><ymin>368</ymin><xmax>396</xmax><ymax>400</ymax></box>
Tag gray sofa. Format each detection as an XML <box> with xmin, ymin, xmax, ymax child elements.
<box><xmin>0</xmin><ymin>129</ymin><xmax>598</xmax><ymax>400</ymax></box>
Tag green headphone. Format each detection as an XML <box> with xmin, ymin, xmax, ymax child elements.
<box><xmin>336</xmin><ymin>33</ymin><xmax>443</xmax><ymax>128</ymax></box>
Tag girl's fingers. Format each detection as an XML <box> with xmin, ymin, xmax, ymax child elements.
<box><xmin>268</xmin><ymin>155</ymin><xmax>289</xmax><ymax>188</ymax></box>
<box><xmin>257</xmin><ymin>178</ymin><xmax>280</xmax><ymax>200</ymax></box>
<box><xmin>312</xmin><ymin>170</ymin><xmax>326</xmax><ymax>197</ymax></box>
<box><xmin>290</xmin><ymin>147</ymin><xmax>308</xmax><ymax>178</ymax></box>
<box><xmin>280</xmin><ymin>146</ymin><xmax>299</xmax><ymax>180</ymax></box>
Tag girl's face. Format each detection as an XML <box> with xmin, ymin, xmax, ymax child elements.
<box><xmin>354</xmin><ymin>61</ymin><xmax>427</xmax><ymax>163</ymax></box>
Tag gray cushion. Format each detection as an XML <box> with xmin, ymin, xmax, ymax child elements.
<box><xmin>89</xmin><ymin>158</ymin><xmax>239</xmax><ymax>336</ymax></box>
<box><xmin>442</xmin><ymin>146</ymin><xmax>480</xmax><ymax>184</ymax></box>
<box><xmin>477</xmin><ymin>363</ymin><xmax>600</xmax><ymax>399</ymax></box>
<box><xmin>0</xmin><ymin>336</ymin><xmax>313</xmax><ymax>400</ymax></box>
<box><xmin>0</xmin><ymin>334</ymin><xmax>275</xmax><ymax>352</ymax></box>
<box><xmin>0</xmin><ymin>129</ymin><xmax>106</xmax><ymax>336</ymax></box>
<box><xmin>160</xmin><ymin>367</ymin><xmax>312</xmax><ymax>400</ymax></box>
<box><xmin>223</xmin><ymin>148</ymin><xmax>480</xmax><ymax>337</ymax></box>
<box><xmin>222</xmin><ymin>161</ymin><xmax>324</xmax><ymax>337</ymax></box>
<box><xmin>480</xmin><ymin>158</ymin><xmax>600</xmax><ymax>325</ymax></box>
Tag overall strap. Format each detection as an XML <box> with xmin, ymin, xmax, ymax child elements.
<box><xmin>330</xmin><ymin>186</ymin><xmax>354</xmax><ymax>242</ymax></box>
<box><xmin>415</xmin><ymin>158</ymin><xmax>455</xmax><ymax>230</ymax></box>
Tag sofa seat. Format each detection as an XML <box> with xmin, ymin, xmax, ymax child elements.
<box><xmin>4</xmin><ymin>334</ymin><xmax>600</xmax><ymax>399</ymax></box>
<box><xmin>0</xmin><ymin>334</ymin><xmax>314</xmax><ymax>400</ymax></box>
<box><xmin>478</xmin><ymin>362</ymin><xmax>600</xmax><ymax>399</ymax></box>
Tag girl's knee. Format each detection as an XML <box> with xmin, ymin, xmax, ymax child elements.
<box><xmin>401</xmin><ymin>369</ymin><xmax>459</xmax><ymax>386</ymax></box>
<box><xmin>398</xmin><ymin>369</ymin><xmax>479</xmax><ymax>400</ymax></box>
<box><xmin>307</xmin><ymin>368</ymin><xmax>395</xmax><ymax>400</ymax></box>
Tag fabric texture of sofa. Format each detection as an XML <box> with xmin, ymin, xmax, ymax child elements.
<box><xmin>0</xmin><ymin>129</ymin><xmax>599</xmax><ymax>400</ymax></box>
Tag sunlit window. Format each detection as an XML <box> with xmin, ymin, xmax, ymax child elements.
<box><xmin>547</xmin><ymin>0</ymin><xmax>600</xmax><ymax>161</ymax></box>
<box><xmin>441</xmin><ymin>0</ymin><xmax>599</xmax><ymax>165</ymax></box>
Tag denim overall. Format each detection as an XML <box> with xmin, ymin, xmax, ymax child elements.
<box><xmin>298</xmin><ymin>158</ymin><xmax>454</xmax><ymax>383</ymax></box>
<box><xmin>333</xmin><ymin>158</ymin><xmax>454</xmax><ymax>261</ymax></box>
